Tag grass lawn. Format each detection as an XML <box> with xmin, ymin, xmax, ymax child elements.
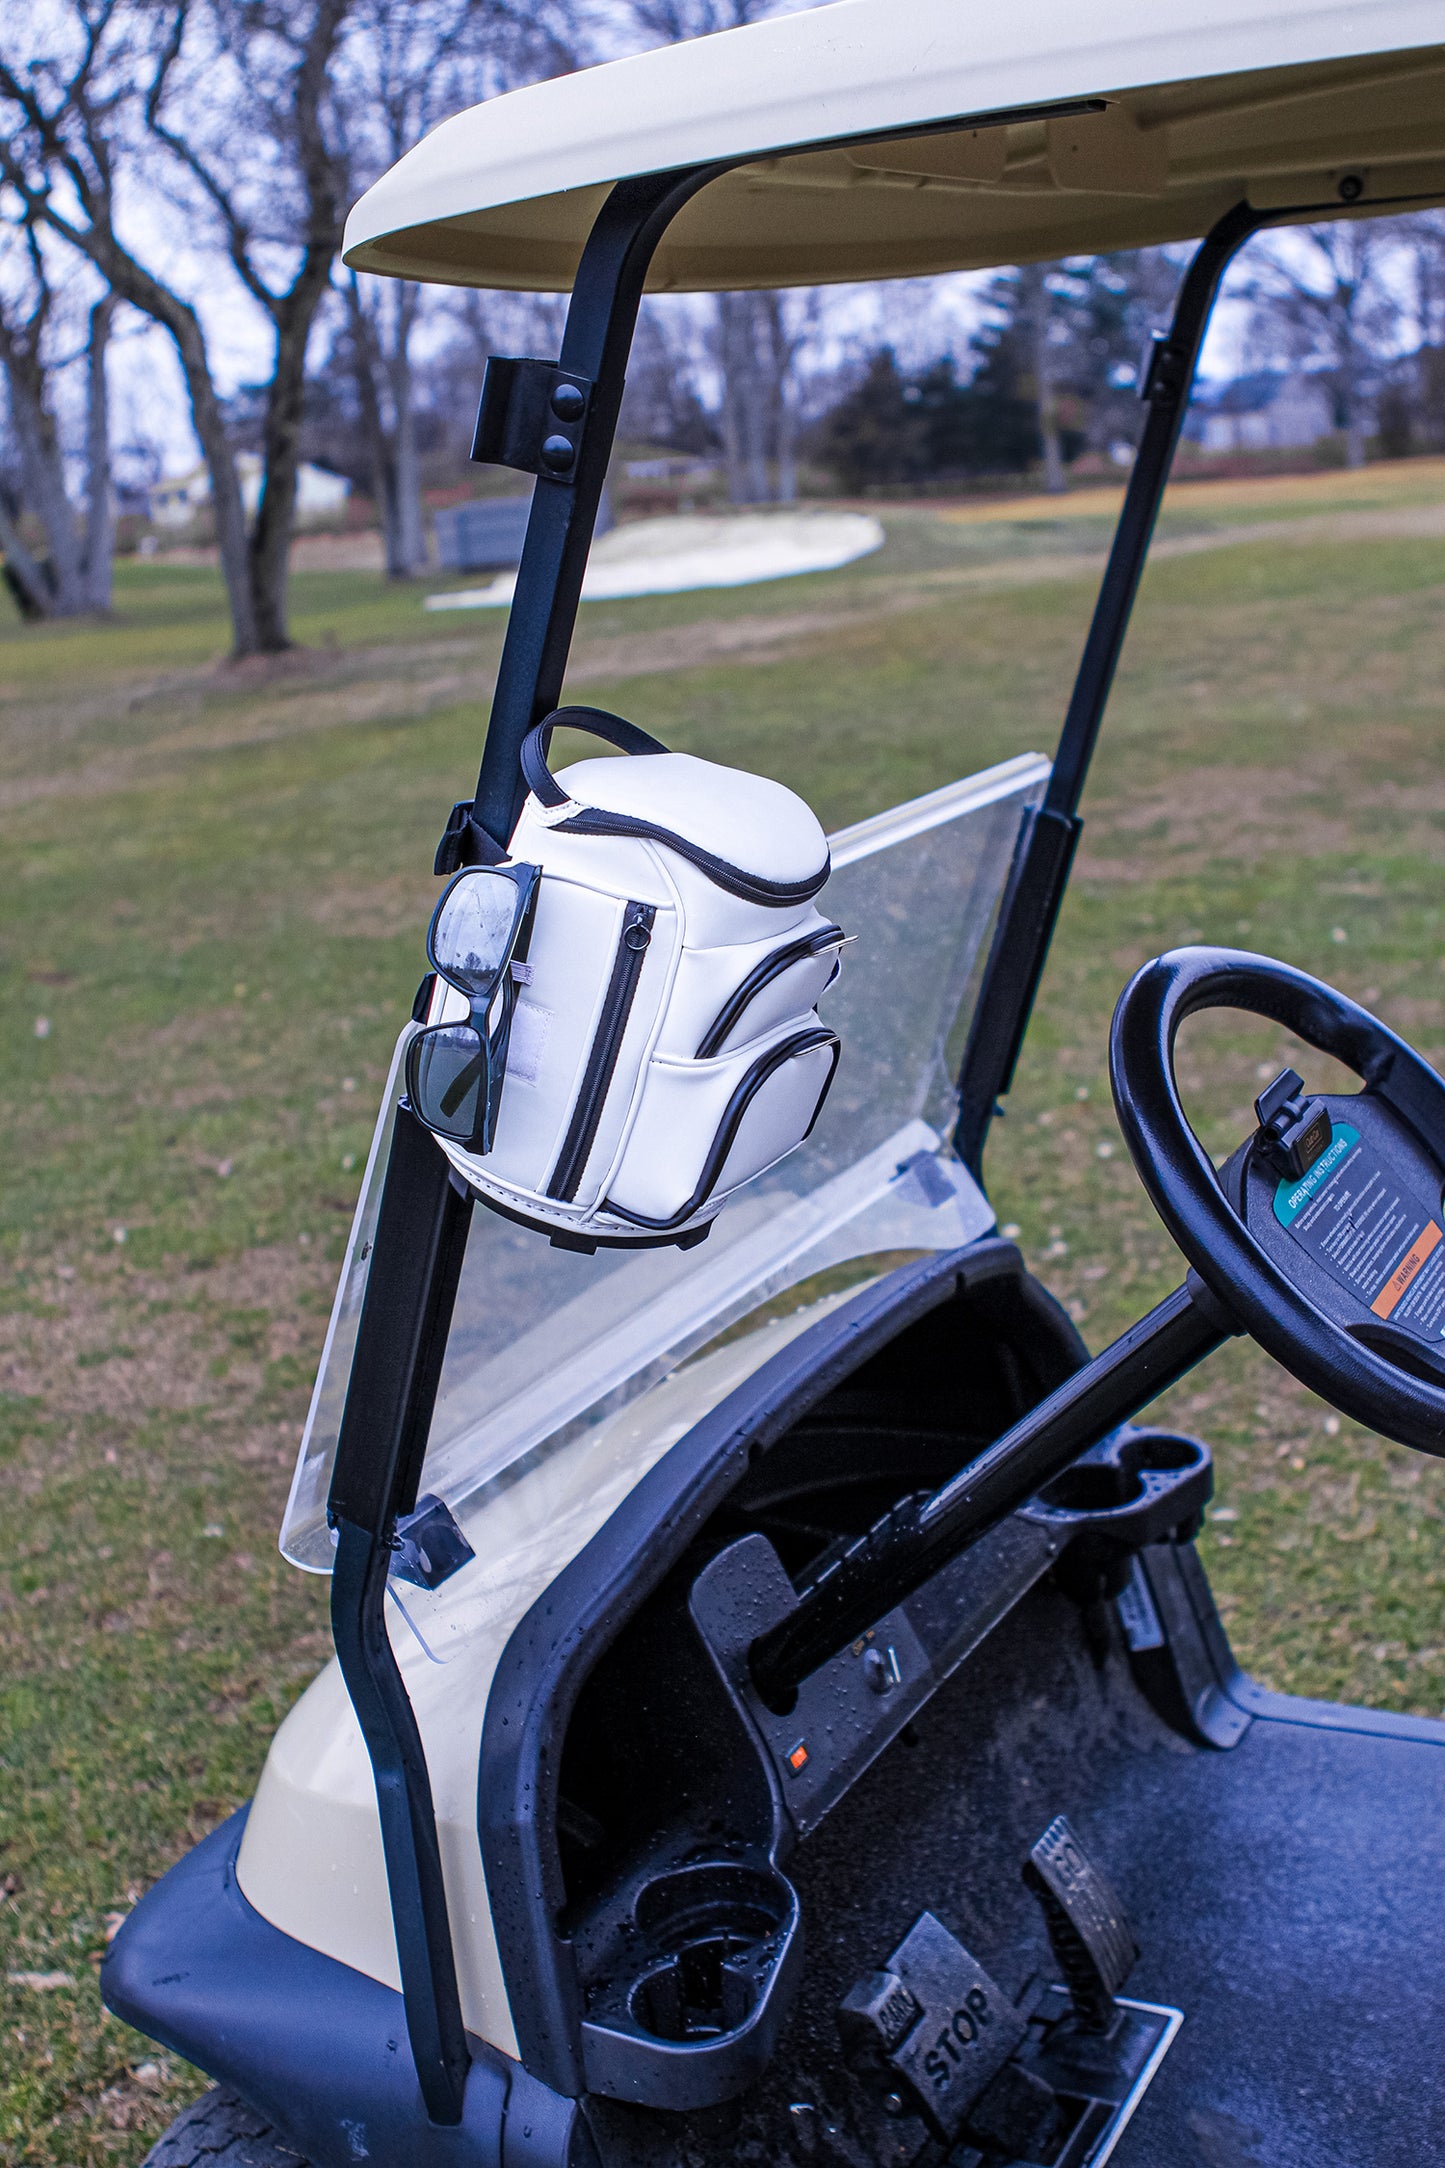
<box><xmin>3</xmin><ymin>458</ymin><xmax>1445</xmax><ymax>2162</ymax></box>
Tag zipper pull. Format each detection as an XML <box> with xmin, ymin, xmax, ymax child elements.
<box><xmin>624</xmin><ymin>904</ymin><xmax>654</xmax><ymax>951</ymax></box>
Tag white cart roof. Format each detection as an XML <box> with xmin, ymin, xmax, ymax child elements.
<box><xmin>343</xmin><ymin>0</ymin><xmax>1445</xmax><ymax>293</ymax></box>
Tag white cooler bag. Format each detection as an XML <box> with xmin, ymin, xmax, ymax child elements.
<box><xmin>417</xmin><ymin>708</ymin><xmax>844</xmax><ymax>1250</ymax></box>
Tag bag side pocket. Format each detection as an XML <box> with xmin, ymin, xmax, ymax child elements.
<box><xmin>695</xmin><ymin>922</ymin><xmax>844</xmax><ymax>1058</ymax></box>
<box><xmin>603</xmin><ymin>1026</ymin><xmax>840</xmax><ymax>1231</ymax></box>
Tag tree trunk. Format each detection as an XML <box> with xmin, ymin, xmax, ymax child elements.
<box><xmin>1336</xmin><ymin>334</ymin><xmax>1368</xmax><ymax>469</ymax></box>
<box><xmin>245</xmin><ymin>217</ymin><xmax>341</xmax><ymax>646</ymax></box>
<box><xmin>388</xmin><ymin>401</ymin><xmax>424</xmax><ymax>576</ymax></box>
<box><xmin>0</xmin><ymin>488</ymin><xmax>54</xmax><ymax>617</ymax></box>
<box><xmin>1</xmin><ymin>331</ymin><xmax>87</xmax><ymax>612</ymax></box>
<box><xmin>775</xmin><ymin>387</ymin><xmax>797</xmax><ymax>503</ymax></box>
<box><xmin>1024</xmin><ymin>266</ymin><xmax>1067</xmax><ymax>495</ymax></box>
<box><xmin>718</xmin><ymin>292</ymin><xmax>771</xmax><ymax>505</ymax></box>
<box><xmin>40</xmin><ymin>218</ymin><xmax>258</xmax><ymax>647</ymax></box>
<box><xmin>717</xmin><ymin>293</ymin><xmax>748</xmax><ymax>504</ymax></box>
<box><xmin>84</xmin><ymin>295</ymin><xmax>114</xmax><ymax>613</ymax></box>
<box><xmin>79</xmin><ymin>242</ymin><xmax>256</xmax><ymax>648</ymax></box>
<box><xmin>177</xmin><ymin>318</ymin><xmax>258</xmax><ymax>654</ymax></box>
<box><xmin>744</xmin><ymin>295</ymin><xmax>770</xmax><ymax>502</ymax></box>
<box><xmin>762</xmin><ymin>293</ymin><xmax>798</xmax><ymax>503</ymax></box>
<box><xmin>248</xmin><ymin>311</ymin><xmax>309</xmax><ymax>652</ymax></box>
<box><xmin>384</xmin><ymin>284</ymin><xmax>425</xmax><ymax>578</ymax></box>
<box><xmin>345</xmin><ymin>272</ymin><xmax>395</xmax><ymax>567</ymax></box>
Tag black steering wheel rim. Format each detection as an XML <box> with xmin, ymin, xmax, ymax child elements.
<box><xmin>1109</xmin><ymin>946</ymin><xmax>1445</xmax><ymax>1456</ymax></box>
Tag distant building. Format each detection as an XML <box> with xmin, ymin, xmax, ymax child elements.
<box><xmin>622</xmin><ymin>455</ymin><xmax>719</xmax><ymax>484</ymax></box>
<box><xmin>148</xmin><ymin>454</ymin><xmax>349</xmax><ymax>529</ymax></box>
<box><xmin>1185</xmin><ymin>368</ymin><xmax>1338</xmax><ymax>453</ymax></box>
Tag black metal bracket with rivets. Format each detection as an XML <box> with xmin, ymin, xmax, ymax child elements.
<box><xmin>471</xmin><ymin>356</ymin><xmax>593</xmax><ymax>480</ymax></box>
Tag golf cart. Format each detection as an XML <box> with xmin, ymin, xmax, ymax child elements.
<box><xmin>107</xmin><ymin>6</ymin><xmax>1445</xmax><ymax>2165</ymax></box>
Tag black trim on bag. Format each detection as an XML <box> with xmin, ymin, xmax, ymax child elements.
<box><xmin>695</xmin><ymin>923</ymin><xmax>845</xmax><ymax>1059</ymax></box>
<box><xmin>554</xmin><ymin>808</ymin><xmax>831</xmax><ymax>905</ymax></box>
<box><xmin>603</xmin><ymin>1025</ymin><xmax>841</xmax><ymax>1234</ymax></box>
<box><xmin>546</xmin><ymin>900</ymin><xmax>656</xmax><ymax>1204</ymax></box>
<box><xmin>520</xmin><ymin>707</ymin><xmax>831</xmax><ymax>905</ymax></box>
<box><xmin>469</xmin><ymin>1184</ymin><xmax>713</xmax><ymax>1254</ymax></box>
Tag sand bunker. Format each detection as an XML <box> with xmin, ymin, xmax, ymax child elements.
<box><xmin>424</xmin><ymin>509</ymin><xmax>884</xmax><ymax>610</ymax></box>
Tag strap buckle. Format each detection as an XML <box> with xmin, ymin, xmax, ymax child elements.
<box><xmin>434</xmin><ymin>801</ymin><xmax>506</xmax><ymax>876</ymax></box>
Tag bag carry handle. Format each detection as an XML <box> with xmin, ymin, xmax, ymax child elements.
<box><xmin>521</xmin><ymin>703</ymin><xmax>830</xmax><ymax>907</ymax></box>
<box><xmin>521</xmin><ymin>706</ymin><xmax>668</xmax><ymax>809</ymax></box>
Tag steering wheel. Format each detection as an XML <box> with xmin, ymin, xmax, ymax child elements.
<box><xmin>1110</xmin><ymin>947</ymin><xmax>1445</xmax><ymax>1457</ymax></box>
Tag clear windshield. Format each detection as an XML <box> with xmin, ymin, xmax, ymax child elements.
<box><xmin>280</xmin><ymin>752</ymin><xmax>1048</xmax><ymax>1572</ymax></box>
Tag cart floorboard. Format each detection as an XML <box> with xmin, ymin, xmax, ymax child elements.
<box><xmin>583</xmin><ymin>1574</ymin><xmax>1445</xmax><ymax>2168</ymax></box>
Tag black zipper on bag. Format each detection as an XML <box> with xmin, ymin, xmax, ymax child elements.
<box><xmin>547</xmin><ymin>901</ymin><xmax>656</xmax><ymax>1203</ymax></box>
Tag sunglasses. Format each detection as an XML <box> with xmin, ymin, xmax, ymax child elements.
<box><xmin>405</xmin><ymin>861</ymin><xmax>541</xmax><ymax>1156</ymax></box>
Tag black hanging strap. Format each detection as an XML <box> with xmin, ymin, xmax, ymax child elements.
<box><xmin>434</xmin><ymin>799</ymin><xmax>509</xmax><ymax>878</ymax></box>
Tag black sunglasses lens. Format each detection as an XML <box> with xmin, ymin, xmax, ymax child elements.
<box><xmin>411</xmin><ymin>1023</ymin><xmax>489</xmax><ymax>1143</ymax></box>
<box><xmin>431</xmin><ymin>871</ymin><xmax>522</xmax><ymax>993</ymax></box>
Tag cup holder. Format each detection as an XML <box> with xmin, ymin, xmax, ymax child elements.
<box><xmin>1032</xmin><ymin>1428</ymin><xmax>1209</xmax><ymax>1531</ymax></box>
<box><xmin>1040</xmin><ymin>1463</ymin><xmax>1141</xmax><ymax>1514</ymax></box>
<box><xmin>581</xmin><ymin>1858</ymin><xmax>804</xmax><ymax>2106</ymax></box>
<box><xmin>628</xmin><ymin>1863</ymin><xmax>793</xmax><ymax>2045</ymax></box>
<box><xmin>1038</xmin><ymin>1431</ymin><xmax>1204</xmax><ymax>1517</ymax></box>
<box><xmin>1124</xmin><ymin>1432</ymin><xmax>1201</xmax><ymax>1476</ymax></box>
<box><xmin>631</xmin><ymin>1928</ymin><xmax>767</xmax><ymax>2042</ymax></box>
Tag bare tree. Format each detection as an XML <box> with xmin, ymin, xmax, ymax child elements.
<box><xmin>83</xmin><ymin>290</ymin><xmax>114</xmax><ymax>609</ymax></box>
<box><xmin>1</xmin><ymin>0</ymin><xmax>353</xmax><ymax>655</ymax></box>
<box><xmin>1016</xmin><ymin>263</ymin><xmax>1066</xmax><ymax>494</ymax></box>
<box><xmin>715</xmin><ymin>291</ymin><xmax>769</xmax><ymax>502</ymax></box>
<box><xmin>625</xmin><ymin>0</ymin><xmax>756</xmax><ymax>41</ymax></box>
<box><xmin>342</xmin><ymin>271</ymin><xmax>426</xmax><ymax>577</ymax></box>
<box><xmin>0</xmin><ymin>206</ymin><xmax>113</xmax><ymax>618</ymax></box>
<box><xmin>711</xmin><ymin>289</ymin><xmax>815</xmax><ymax>503</ymax></box>
<box><xmin>331</xmin><ymin>0</ymin><xmax>579</xmax><ymax>580</ymax></box>
<box><xmin>759</xmin><ymin>290</ymin><xmax>804</xmax><ymax>501</ymax></box>
<box><xmin>1240</xmin><ymin>223</ymin><xmax>1398</xmax><ymax>468</ymax></box>
<box><xmin>1394</xmin><ymin>210</ymin><xmax>1445</xmax><ymax>449</ymax></box>
<box><xmin>626</xmin><ymin>0</ymin><xmax>815</xmax><ymax>506</ymax></box>
<box><xmin>1404</xmin><ymin>210</ymin><xmax>1445</xmax><ymax>350</ymax></box>
<box><xmin>616</xmin><ymin>297</ymin><xmax>716</xmax><ymax>451</ymax></box>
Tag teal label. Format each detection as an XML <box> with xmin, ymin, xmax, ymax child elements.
<box><xmin>1270</xmin><ymin>1119</ymin><xmax>1445</xmax><ymax>1343</ymax></box>
<box><xmin>1273</xmin><ymin>1124</ymin><xmax>1359</xmax><ymax>1227</ymax></box>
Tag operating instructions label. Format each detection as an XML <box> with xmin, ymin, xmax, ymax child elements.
<box><xmin>1273</xmin><ymin>1122</ymin><xmax>1445</xmax><ymax>1342</ymax></box>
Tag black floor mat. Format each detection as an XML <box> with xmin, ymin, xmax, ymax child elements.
<box><xmin>1105</xmin><ymin>1709</ymin><xmax>1445</xmax><ymax>2168</ymax></box>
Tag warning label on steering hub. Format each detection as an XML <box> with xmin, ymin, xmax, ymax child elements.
<box><xmin>1273</xmin><ymin>1122</ymin><xmax>1445</xmax><ymax>1342</ymax></box>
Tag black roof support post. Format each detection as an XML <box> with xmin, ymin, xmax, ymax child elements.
<box><xmin>953</xmin><ymin>199</ymin><xmax>1266</xmax><ymax>1179</ymax></box>
<box><xmin>333</xmin><ymin>172</ymin><xmax>731</xmax><ymax>2118</ymax></box>
<box><xmin>327</xmin><ymin>1104</ymin><xmax>474</xmax><ymax>2124</ymax></box>
<box><xmin>443</xmin><ymin>164</ymin><xmax>727</xmax><ymax>867</ymax></box>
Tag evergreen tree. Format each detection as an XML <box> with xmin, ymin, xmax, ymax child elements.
<box><xmin>814</xmin><ymin>347</ymin><xmax>928</xmax><ymax>492</ymax></box>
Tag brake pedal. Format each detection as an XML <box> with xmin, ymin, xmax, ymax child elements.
<box><xmin>837</xmin><ymin>1911</ymin><xmax>1026</xmax><ymax>2143</ymax></box>
<box><xmin>837</xmin><ymin>1818</ymin><xmax>1180</xmax><ymax>2164</ymax></box>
